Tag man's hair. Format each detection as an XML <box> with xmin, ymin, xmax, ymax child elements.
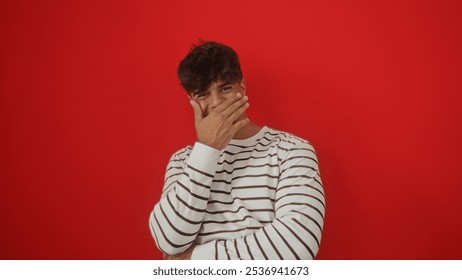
<box><xmin>177</xmin><ymin>40</ymin><xmax>243</xmax><ymax>95</ymax></box>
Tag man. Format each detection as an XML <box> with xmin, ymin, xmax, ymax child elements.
<box><xmin>149</xmin><ymin>41</ymin><xmax>325</xmax><ymax>260</ymax></box>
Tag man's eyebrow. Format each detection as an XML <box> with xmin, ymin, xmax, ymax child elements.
<box><xmin>191</xmin><ymin>90</ymin><xmax>204</xmax><ymax>96</ymax></box>
<box><xmin>191</xmin><ymin>82</ymin><xmax>232</xmax><ymax>95</ymax></box>
<box><xmin>218</xmin><ymin>82</ymin><xmax>232</xmax><ymax>88</ymax></box>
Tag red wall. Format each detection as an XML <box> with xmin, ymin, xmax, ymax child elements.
<box><xmin>1</xmin><ymin>0</ymin><xmax>461</xmax><ymax>259</ymax></box>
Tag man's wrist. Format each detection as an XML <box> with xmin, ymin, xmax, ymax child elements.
<box><xmin>186</xmin><ymin>142</ymin><xmax>221</xmax><ymax>174</ymax></box>
<box><xmin>197</xmin><ymin>140</ymin><xmax>223</xmax><ymax>151</ymax></box>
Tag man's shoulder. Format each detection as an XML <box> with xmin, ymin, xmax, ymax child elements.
<box><xmin>266</xmin><ymin>126</ymin><xmax>314</xmax><ymax>149</ymax></box>
<box><xmin>267</xmin><ymin>127</ymin><xmax>319</xmax><ymax>166</ymax></box>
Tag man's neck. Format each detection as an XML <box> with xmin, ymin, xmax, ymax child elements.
<box><xmin>233</xmin><ymin>120</ymin><xmax>262</xmax><ymax>140</ymax></box>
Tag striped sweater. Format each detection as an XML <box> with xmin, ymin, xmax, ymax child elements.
<box><xmin>149</xmin><ymin>126</ymin><xmax>325</xmax><ymax>260</ymax></box>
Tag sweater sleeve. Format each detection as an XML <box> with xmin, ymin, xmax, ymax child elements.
<box><xmin>191</xmin><ymin>140</ymin><xmax>325</xmax><ymax>260</ymax></box>
<box><xmin>149</xmin><ymin>142</ymin><xmax>221</xmax><ymax>255</ymax></box>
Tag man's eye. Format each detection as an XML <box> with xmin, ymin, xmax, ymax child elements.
<box><xmin>197</xmin><ymin>92</ymin><xmax>208</xmax><ymax>99</ymax></box>
<box><xmin>221</xmin><ymin>86</ymin><xmax>232</xmax><ymax>92</ymax></box>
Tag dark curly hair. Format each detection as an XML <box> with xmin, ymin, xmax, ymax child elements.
<box><xmin>177</xmin><ymin>40</ymin><xmax>243</xmax><ymax>95</ymax></box>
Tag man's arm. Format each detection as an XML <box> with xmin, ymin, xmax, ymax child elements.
<box><xmin>149</xmin><ymin>93</ymin><xmax>249</xmax><ymax>256</ymax></box>
<box><xmin>149</xmin><ymin>142</ymin><xmax>220</xmax><ymax>255</ymax></box>
<box><xmin>189</xmin><ymin>140</ymin><xmax>325</xmax><ymax>260</ymax></box>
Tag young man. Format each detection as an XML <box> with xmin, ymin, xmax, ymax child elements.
<box><xmin>149</xmin><ymin>41</ymin><xmax>325</xmax><ymax>260</ymax></box>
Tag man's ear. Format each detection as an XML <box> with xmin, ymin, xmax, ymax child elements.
<box><xmin>240</xmin><ymin>78</ymin><xmax>246</xmax><ymax>95</ymax></box>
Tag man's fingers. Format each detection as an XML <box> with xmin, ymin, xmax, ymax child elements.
<box><xmin>215</xmin><ymin>92</ymin><xmax>243</xmax><ymax>112</ymax></box>
<box><xmin>190</xmin><ymin>100</ymin><xmax>203</xmax><ymax>122</ymax></box>
<box><xmin>228</xmin><ymin>101</ymin><xmax>249</xmax><ymax>122</ymax></box>
<box><xmin>233</xmin><ymin>117</ymin><xmax>250</xmax><ymax>132</ymax></box>
<box><xmin>222</xmin><ymin>95</ymin><xmax>248</xmax><ymax>118</ymax></box>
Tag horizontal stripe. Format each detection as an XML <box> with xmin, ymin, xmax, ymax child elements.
<box><xmin>153</xmin><ymin>210</ymin><xmax>194</xmax><ymax>248</ymax></box>
<box><xmin>166</xmin><ymin>165</ymin><xmax>183</xmax><ymax>172</ymax></box>
<box><xmin>187</xmin><ymin>164</ymin><xmax>214</xmax><ymax>178</ymax></box>
<box><xmin>166</xmin><ymin>195</ymin><xmax>202</xmax><ymax>225</ymax></box>
<box><xmin>202</xmin><ymin>215</ymin><xmax>272</xmax><ymax>224</ymax></box>
<box><xmin>159</xmin><ymin>202</ymin><xmax>197</xmax><ymax>236</ymax></box>
<box><xmin>277</xmin><ymin>202</ymin><xmax>324</xmax><ymax>219</ymax></box>
<box><xmin>185</xmin><ymin>173</ymin><xmax>210</xmax><ymax>189</ymax></box>
<box><xmin>227</xmin><ymin>130</ymin><xmax>295</xmax><ymax>149</ymax></box>
<box><xmin>275</xmin><ymin>192</ymin><xmax>325</xmax><ymax>208</ymax></box>
<box><xmin>216</xmin><ymin>163</ymin><xmax>279</xmax><ymax>175</ymax></box>
<box><xmin>208</xmin><ymin>196</ymin><xmax>274</xmax><ymax>205</ymax></box>
<box><xmin>222</xmin><ymin>143</ymin><xmax>274</xmax><ymax>156</ymax></box>
<box><xmin>280</xmin><ymin>155</ymin><xmax>318</xmax><ymax>165</ymax></box>
<box><xmin>206</xmin><ymin>205</ymin><xmax>274</xmax><ymax>215</ymax></box>
<box><xmin>176</xmin><ymin>181</ymin><xmax>209</xmax><ymax>201</ymax></box>
<box><xmin>277</xmin><ymin>146</ymin><xmax>315</xmax><ymax>153</ymax></box>
<box><xmin>198</xmin><ymin>226</ymin><xmax>262</xmax><ymax>236</ymax></box>
<box><xmin>170</xmin><ymin>158</ymin><xmax>186</xmax><ymax>163</ymax></box>
<box><xmin>218</xmin><ymin>153</ymin><xmax>278</xmax><ymax>166</ymax></box>
<box><xmin>226</xmin><ymin>135</ymin><xmax>307</xmax><ymax>155</ymax></box>
<box><xmin>162</xmin><ymin>175</ymin><xmax>211</xmax><ymax>196</ymax></box>
<box><xmin>279</xmin><ymin>165</ymin><xmax>318</xmax><ymax>176</ymax></box>
<box><xmin>210</xmin><ymin>184</ymin><xmax>276</xmax><ymax>195</ymax></box>
<box><xmin>278</xmin><ymin>174</ymin><xmax>317</xmax><ymax>183</ymax></box>
<box><xmin>164</xmin><ymin>172</ymin><xmax>182</xmax><ymax>183</ymax></box>
<box><xmin>280</xmin><ymin>131</ymin><xmax>311</xmax><ymax>145</ymax></box>
<box><xmin>173</xmin><ymin>192</ymin><xmax>206</xmax><ymax>213</ymax></box>
<box><xmin>213</xmin><ymin>173</ymin><xmax>279</xmax><ymax>184</ymax></box>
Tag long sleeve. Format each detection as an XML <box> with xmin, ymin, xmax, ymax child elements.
<box><xmin>191</xmin><ymin>140</ymin><xmax>325</xmax><ymax>260</ymax></box>
<box><xmin>149</xmin><ymin>142</ymin><xmax>221</xmax><ymax>255</ymax></box>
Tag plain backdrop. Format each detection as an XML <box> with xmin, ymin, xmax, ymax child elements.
<box><xmin>1</xmin><ymin>0</ymin><xmax>461</xmax><ymax>259</ymax></box>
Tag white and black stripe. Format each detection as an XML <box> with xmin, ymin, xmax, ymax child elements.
<box><xmin>149</xmin><ymin>126</ymin><xmax>325</xmax><ymax>259</ymax></box>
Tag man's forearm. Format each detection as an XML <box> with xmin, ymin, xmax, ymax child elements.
<box><xmin>149</xmin><ymin>143</ymin><xmax>221</xmax><ymax>255</ymax></box>
<box><xmin>189</xmin><ymin>213</ymin><xmax>323</xmax><ymax>260</ymax></box>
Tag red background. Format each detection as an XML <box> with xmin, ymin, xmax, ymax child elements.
<box><xmin>1</xmin><ymin>0</ymin><xmax>461</xmax><ymax>259</ymax></box>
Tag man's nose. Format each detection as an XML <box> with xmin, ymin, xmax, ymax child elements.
<box><xmin>210</xmin><ymin>91</ymin><xmax>225</xmax><ymax>108</ymax></box>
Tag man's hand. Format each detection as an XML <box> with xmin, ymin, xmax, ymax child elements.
<box><xmin>191</xmin><ymin>93</ymin><xmax>249</xmax><ymax>150</ymax></box>
<box><xmin>163</xmin><ymin>244</ymin><xmax>196</xmax><ymax>260</ymax></box>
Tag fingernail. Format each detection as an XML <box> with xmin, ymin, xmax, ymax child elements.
<box><xmin>243</xmin><ymin>96</ymin><xmax>248</xmax><ymax>101</ymax></box>
<box><xmin>189</xmin><ymin>100</ymin><xmax>194</xmax><ymax>106</ymax></box>
<box><xmin>237</xmin><ymin>93</ymin><xmax>242</xmax><ymax>98</ymax></box>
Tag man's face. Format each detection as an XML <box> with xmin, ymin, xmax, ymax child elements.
<box><xmin>189</xmin><ymin>79</ymin><xmax>247</xmax><ymax>118</ymax></box>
